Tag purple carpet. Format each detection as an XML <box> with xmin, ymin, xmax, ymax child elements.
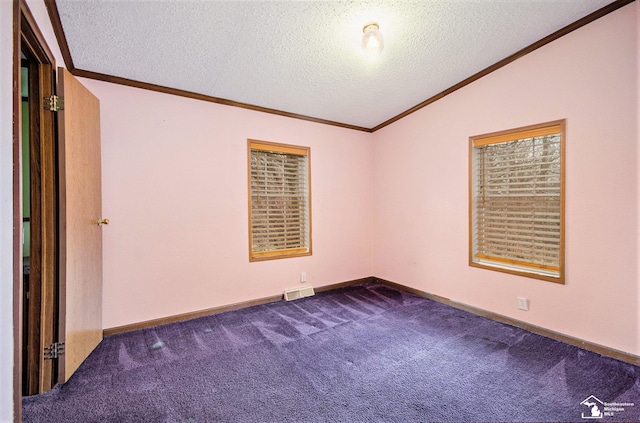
<box><xmin>23</xmin><ymin>282</ymin><xmax>640</xmax><ymax>422</ymax></box>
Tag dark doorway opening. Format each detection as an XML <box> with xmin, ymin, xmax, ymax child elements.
<box><xmin>16</xmin><ymin>1</ymin><xmax>59</xmax><ymax>399</ymax></box>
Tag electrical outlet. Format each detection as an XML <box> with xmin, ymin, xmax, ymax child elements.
<box><xmin>517</xmin><ymin>297</ymin><xmax>529</xmax><ymax>311</ymax></box>
<box><xmin>300</xmin><ymin>272</ymin><xmax>307</xmax><ymax>283</ymax></box>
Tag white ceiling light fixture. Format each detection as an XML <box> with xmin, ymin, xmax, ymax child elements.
<box><xmin>362</xmin><ymin>22</ymin><xmax>384</xmax><ymax>55</ymax></box>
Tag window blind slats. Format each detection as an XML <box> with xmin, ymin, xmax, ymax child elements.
<box><xmin>478</xmin><ymin>201</ymin><xmax>560</xmax><ymax>207</ymax></box>
<box><xmin>470</xmin><ymin>122</ymin><xmax>563</xmax><ymax>279</ymax></box>
<box><xmin>249</xmin><ymin>142</ymin><xmax>311</xmax><ymax>259</ymax></box>
<box><xmin>477</xmin><ymin>243</ymin><xmax>560</xmax><ymax>254</ymax></box>
<box><xmin>476</xmin><ymin>227</ymin><xmax>560</xmax><ymax>236</ymax></box>
<box><xmin>476</xmin><ymin>235</ymin><xmax>560</xmax><ymax>247</ymax></box>
<box><xmin>252</xmin><ymin>218</ymin><xmax>306</xmax><ymax>224</ymax></box>
<box><xmin>480</xmin><ymin>180</ymin><xmax>560</xmax><ymax>188</ymax></box>
<box><xmin>474</xmin><ymin>154</ymin><xmax>561</xmax><ymax>171</ymax></box>
<box><xmin>478</xmin><ymin>215</ymin><xmax>559</xmax><ymax>222</ymax></box>
<box><xmin>476</xmin><ymin>241</ymin><xmax>560</xmax><ymax>257</ymax></box>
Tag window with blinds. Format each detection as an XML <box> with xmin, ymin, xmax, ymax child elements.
<box><xmin>248</xmin><ymin>140</ymin><xmax>311</xmax><ymax>261</ymax></box>
<box><xmin>469</xmin><ymin>120</ymin><xmax>565</xmax><ymax>283</ymax></box>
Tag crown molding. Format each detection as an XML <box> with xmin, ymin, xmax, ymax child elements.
<box><xmin>45</xmin><ymin>0</ymin><xmax>635</xmax><ymax>132</ymax></box>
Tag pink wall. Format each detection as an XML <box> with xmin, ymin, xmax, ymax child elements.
<box><xmin>78</xmin><ymin>79</ymin><xmax>374</xmax><ymax>329</ymax></box>
<box><xmin>16</xmin><ymin>0</ymin><xmax>639</xmax><ymax>358</ymax></box>
<box><xmin>373</xmin><ymin>3</ymin><xmax>639</xmax><ymax>355</ymax></box>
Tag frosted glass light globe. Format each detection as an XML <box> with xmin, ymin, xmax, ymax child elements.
<box><xmin>362</xmin><ymin>23</ymin><xmax>384</xmax><ymax>55</ymax></box>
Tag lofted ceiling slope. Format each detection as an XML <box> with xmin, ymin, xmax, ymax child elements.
<box><xmin>50</xmin><ymin>0</ymin><xmax>624</xmax><ymax>131</ymax></box>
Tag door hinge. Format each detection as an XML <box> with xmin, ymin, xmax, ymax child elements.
<box><xmin>44</xmin><ymin>342</ymin><xmax>65</xmax><ymax>360</ymax></box>
<box><xmin>44</xmin><ymin>95</ymin><xmax>64</xmax><ymax>112</ymax></box>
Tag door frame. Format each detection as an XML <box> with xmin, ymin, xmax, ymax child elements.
<box><xmin>13</xmin><ymin>0</ymin><xmax>58</xmax><ymax>417</ymax></box>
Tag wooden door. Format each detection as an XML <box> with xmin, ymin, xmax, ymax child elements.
<box><xmin>57</xmin><ymin>67</ymin><xmax>103</xmax><ymax>381</ymax></box>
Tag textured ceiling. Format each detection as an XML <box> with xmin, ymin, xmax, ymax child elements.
<box><xmin>54</xmin><ymin>0</ymin><xmax>616</xmax><ymax>130</ymax></box>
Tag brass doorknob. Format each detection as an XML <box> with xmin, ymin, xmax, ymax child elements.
<box><xmin>97</xmin><ymin>218</ymin><xmax>109</xmax><ymax>226</ymax></box>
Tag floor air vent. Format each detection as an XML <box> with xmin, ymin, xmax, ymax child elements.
<box><xmin>284</xmin><ymin>286</ymin><xmax>315</xmax><ymax>301</ymax></box>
